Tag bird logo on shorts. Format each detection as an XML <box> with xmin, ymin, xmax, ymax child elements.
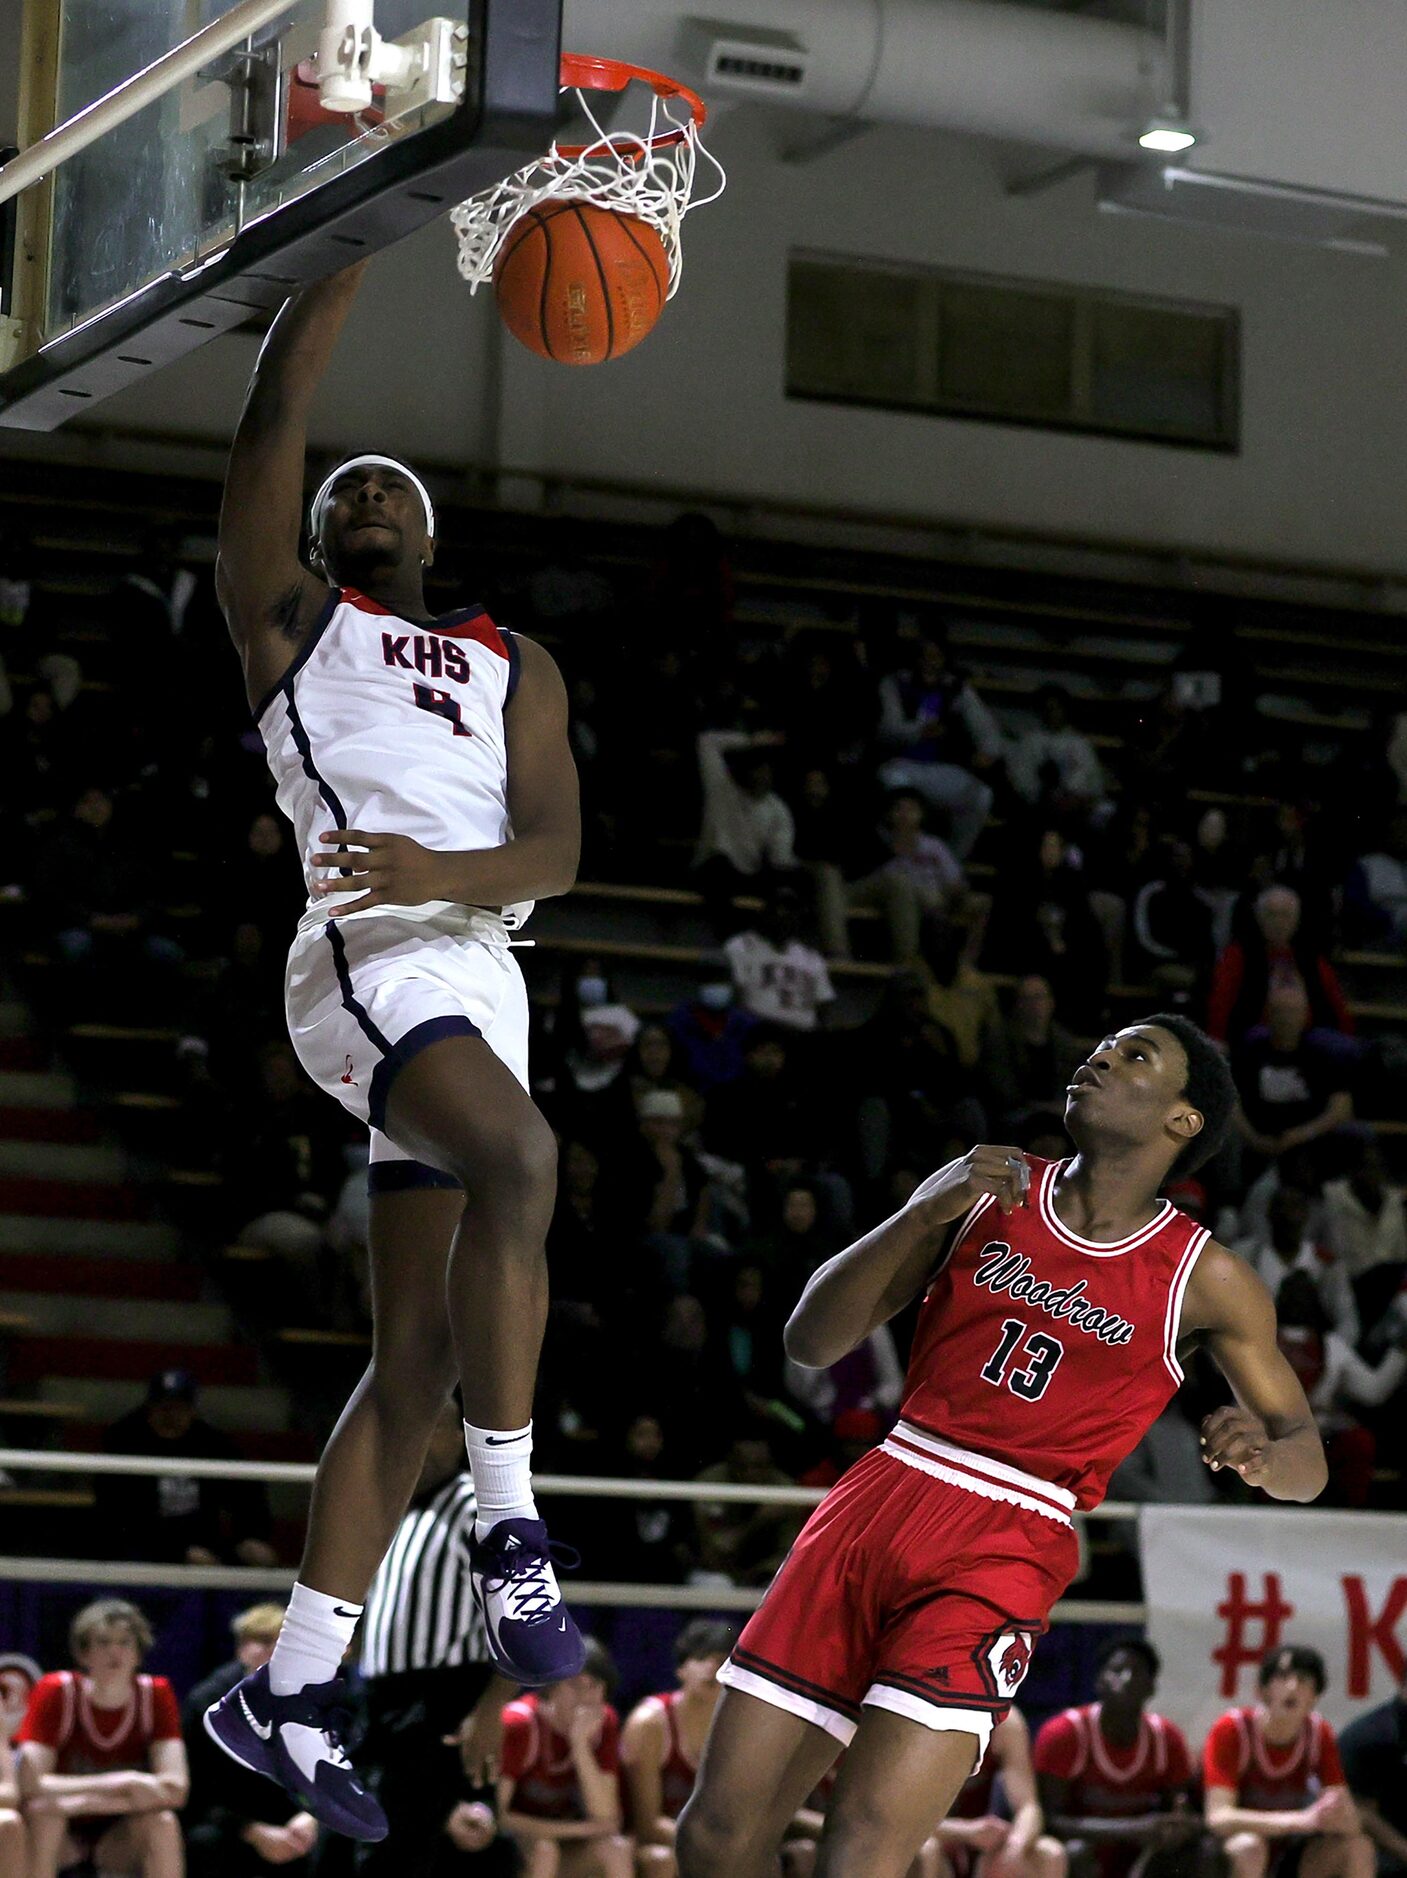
<box><xmin>984</xmin><ymin>1628</ymin><xmax>1037</xmax><ymax>1697</ymax></box>
<box><xmin>341</xmin><ymin>1056</ymin><xmax>358</xmax><ymax>1087</ymax></box>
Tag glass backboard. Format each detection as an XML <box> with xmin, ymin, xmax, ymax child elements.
<box><xmin>0</xmin><ymin>0</ymin><xmax>561</xmax><ymax>429</ymax></box>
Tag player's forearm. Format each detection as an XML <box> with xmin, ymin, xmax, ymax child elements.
<box><xmin>786</xmin><ymin>1192</ymin><xmax>948</xmax><ymax>1367</ymax></box>
<box><xmin>35</xmin><ymin>1772</ymin><xmax>133</xmax><ymax>1798</ymax></box>
<box><xmin>1009</xmin><ymin>1801</ymin><xmax>1043</xmax><ymax>1852</ymax></box>
<box><xmin>1260</xmin><ymin>1419</ymin><xmax>1328</xmax><ymax>1501</ymax></box>
<box><xmin>239</xmin><ymin>265</ymin><xmax>369</xmax><ymax>429</ymax></box>
<box><xmin>440</xmin><ymin>828</ymin><xmax>579</xmax><ymax>908</ymax></box>
<box><xmin>1206</xmin><ymin>1806</ymin><xmax>1307</xmax><ymax>1839</ymax></box>
<box><xmin>503</xmin><ymin>1812</ymin><xmax>600</xmax><ymax>1841</ymax></box>
<box><xmin>572</xmin><ymin>1753</ymin><xmax>621</xmax><ymax>1824</ymax></box>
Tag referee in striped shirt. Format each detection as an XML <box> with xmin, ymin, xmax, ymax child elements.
<box><xmin>356</xmin><ymin>1394</ymin><xmax>515</xmax><ymax>1874</ymax></box>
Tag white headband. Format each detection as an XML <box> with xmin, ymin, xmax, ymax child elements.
<box><xmin>309</xmin><ymin>454</ymin><xmax>436</xmax><ymax>542</ymax></box>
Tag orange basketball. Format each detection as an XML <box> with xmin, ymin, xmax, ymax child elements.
<box><xmin>493</xmin><ymin>200</ymin><xmax>669</xmax><ymax>365</ymax></box>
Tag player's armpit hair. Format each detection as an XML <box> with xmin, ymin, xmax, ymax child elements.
<box><xmin>268</xmin><ymin>581</ymin><xmax>309</xmax><ymax>641</ymax></box>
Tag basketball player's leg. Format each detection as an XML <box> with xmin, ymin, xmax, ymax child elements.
<box><xmin>677</xmin><ymin>1689</ymin><xmax>844</xmax><ymax>1878</ymax></box>
<box><xmin>813</xmin><ymin>1710</ymin><xmax>978</xmax><ymax>1878</ymax></box>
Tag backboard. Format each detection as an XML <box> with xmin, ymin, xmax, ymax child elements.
<box><xmin>0</xmin><ymin>0</ymin><xmax>561</xmax><ymax>430</ymax></box>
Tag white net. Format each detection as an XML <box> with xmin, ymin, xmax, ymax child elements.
<box><xmin>451</xmin><ymin>69</ymin><xmax>726</xmax><ymax>299</ymax></box>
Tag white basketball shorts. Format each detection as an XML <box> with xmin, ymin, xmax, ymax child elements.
<box><xmin>284</xmin><ymin>911</ymin><xmax>529</xmax><ymax>1190</ymax></box>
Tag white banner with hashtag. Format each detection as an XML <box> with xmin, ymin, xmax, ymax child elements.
<box><xmin>1138</xmin><ymin>1505</ymin><xmax>1407</xmax><ymax>1739</ymax></box>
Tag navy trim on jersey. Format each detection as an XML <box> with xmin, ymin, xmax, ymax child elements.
<box><xmin>367</xmin><ymin>1014</ymin><xmax>482</xmax><ymax>1133</ymax></box>
<box><xmin>326</xmin><ymin>920</ymin><xmax>391</xmax><ymax>1060</ymax></box>
<box><xmin>285</xmin><ymin>687</ymin><xmax>349</xmax><ymax>830</ymax></box>
<box><xmin>367</xmin><ymin>1159</ymin><xmax>462</xmax><ymax>1195</ymax></box>
<box><xmin>253</xmin><ymin>587</ymin><xmax>340</xmax><ymax>723</ymax></box>
<box><xmin>503</xmin><ymin>629</ymin><xmax>521</xmax><ymax>705</ymax></box>
<box><xmin>729</xmin><ymin>1647</ymin><xmax>864</xmax><ymax>1721</ymax></box>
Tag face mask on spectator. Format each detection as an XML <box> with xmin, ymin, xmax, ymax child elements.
<box><xmin>698</xmin><ymin>982</ymin><xmax>733</xmax><ymax>1010</ymax></box>
<box><xmin>576</xmin><ymin>976</ymin><xmax>609</xmax><ymax>1008</ymax></box>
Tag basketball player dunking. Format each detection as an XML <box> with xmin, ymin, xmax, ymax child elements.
<box><xmin>204</xmin><ymin>263</ymin><xmax>585</xmax><ymax>1840</ymax></box>
<box><xmin>677</xmin><ymin>1013</ymin><xmax>1327</xmax><ymax>1878</ymax></box>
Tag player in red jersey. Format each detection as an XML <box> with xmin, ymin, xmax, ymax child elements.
<box><xmin>498</xmin><ymin>1638</ymin><xmax>633</xmax><ymax>1877</ymax></box>
<box><xmin>622</xmin><ymin>1621</ymin><xmax>734</xmax><ymax>1874</ymax></box>
<box><xmin>677</xmin><ymin>1014</ymin><xmax>1327</xmax><ymax>1878</ymax></box>
<box><xmin>14</xmin><ymin>1599</ymin><xmax>188</xmax><ymax>1878</ymax></box>
<box><xmin>1204</xmin><ymin>1645</ymin><xmax>1373</xmax><ymax>1878</ymax></box>
<box><xmin>1035</xmin><ymin>1639</ymin><xmax>1198</xmax><ymax>1878</ymax></box>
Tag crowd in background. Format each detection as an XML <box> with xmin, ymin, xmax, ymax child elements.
<box><xmin>1</xmin><ymin>507</ymin><xmax>1407</xmax><ymax>1580</ymax></box>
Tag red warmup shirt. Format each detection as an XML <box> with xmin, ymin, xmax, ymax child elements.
<box><xmin>501</xmin><ymin>1694</ymin><xmax>621</xmax><ymax>1821</ymax></box>
<box><xmin>15</xmin><ymin>1672</ymin><xmax>181</xmax><ymax>1774</ymax></box>
<box><xmin>1203</xmin><ymin>1708</ymin><xmax>1343</xmax><ymax>1811</ymax></box>
<box><xmin>1035</xmin><ymin>1704</ymin><xmax>1193</xmax><ymax>1816</ymax></box>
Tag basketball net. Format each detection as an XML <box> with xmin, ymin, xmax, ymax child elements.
<box><xmin>451</xmin><ymin>56</ymin><xmax>726</xmax><ymax>300</ymax></box>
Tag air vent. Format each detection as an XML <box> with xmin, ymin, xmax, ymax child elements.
<box><xmin>681</xmin><ymin>23</ymin><xmax>810</xmax><ymax>98</ymax></box>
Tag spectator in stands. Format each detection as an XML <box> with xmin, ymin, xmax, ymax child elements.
<box><xmin>95</xmin><ymin>1369</ymin><xmax>277</xmax><ymax>1568</ymax></box>
<box><xmin>784</xmin><ymin>1312</ymin><xmax>903</xmax><ymax>1433</ymax></box>
<box><xmin>1203</xmin><ymin>1644</ymin><xmax>1373</xmax><ymax>1878</ymax></box>
<box><xmin>1321</xmin><ymin>1136</ymin><xmax>1407</xmax><ymax>1323</ymax></box>
<box><xmin>1273</xmin><ymin>1271</ymin><xmax>1407</xmax><ymax>1508</ymax></box>
<box><xmin>1344</xmin><ymin>811</ymin><xmax>1407</xmax><ymax>951</ymax></box>
<box><xmin>783</xmin><ymin>635</ymin><xmax>877</xmax><ymax>777</ymax></box>
<box><xmin>814</xmin><ymin>789</ymin><xmax>965</xmax><ymax>966</ymax></box>
<box><xmin>747</xmin><ymin>1181</ymin><xmax>837</xmax><ymax>1299</ymax></box>
<box><xmin>591</xmin><ymin>1411</ymin><xmax>693</xmax><ymax>1585</ymax></box>
<box><xmin>853</xmin><ymin>968</ymin><xmax>986</xmax><ymax>1187</ymax></box>
<box><xmin>1208</xmin><ymin>884</ymin><xmax>1353</xmax><ymax>1045</ymax></box>
<box><xmin>624</xmin><ymin>1089</ymin><xmax>737</xmax><ymax>1294</ymax></box>
<box><xmin>691</xmin><ymin>1433</ymin><xmax>802</xmax><ymax>1587</ymax></box>
<box><xmin>497</xmin><ymin>1638</ymin><xmax>633</xmax><ymax>1877</ymax></box>
<box><xmin>1129</xmin><ymin>836</ymin><xmax>1219</xmax><ymax>992</ymax></box>
<box><xmin>703</xmin><ymin>1027</ymin><xmax>828</xmax><ymax>1214</ymax></box>
<box><xmin>919</xmin><ymin>915</ymin><xmax>1003</xmax><ymax>1077</ymax></box>
<box><xmin>876</xmin><ymin>629</ymin><xmax>1001</xmax><ymax>859</ymax></box>
<box><xmin>1034</xmin><ymin>1637</ymin><xmax>1198</xmax><ymax>1878</ymax></box>
<box><xmin>1233</xmin><ymin>984</ymin><xmax>1355</xmax><ymax>1175</ymax></box>
<box><xmin>620</xmin><ymin>1023</ymin><xmax>706</xmax><ymax>1140</ymax></box>
<box><xmin>666</xmin><ymin>976</ymin><xmax>757</xmax><ymax>1094</ymax></box>
<box><xmin>694</xmin><ymin>729</ymin><xmax>795</xmax><ymax>935</ymax></box>
<box><xmin>723</xmin><ymin>885</ymin><xmax>837</xmax><ymax>1035</ymax></box>
<box><xmin>1338</xmin><ymin>1666</ymin><xmax>1407</xmax><ymax>1878</ymax></box>
<box><xmin>621</xmin><ymin>1620</ymin><xmax>735</xmax><ymax>1875</ymax></box>
<box><xmin>986</xmin><ymin>827</ymin><xmax>1108</xmax><ymax>1028</ymax></box>
<box><xmin>986</xmin><ymin>975</ymin><xmax>1083</xmax><ymax>1136</ymax></box>
<box><xmin>182</xmin><ymin>1602</ymin><xmax>319</xmax><ymax>1875</ymax></box>
<box><xmin>229</xmin><ymin>810</ymin><xmax>304</xmax><ymax>959</ymax></box>
<box><xmin>543</xmin><ymin>958</ymin><xmax>643</xmax><ymax>1130</ymax></box>
<box><xmin>1234</xmin><ymin>1185</ymin><xmax>1359</xmax><ymax>1343</ymax></box>
<box><xmin>0</xmin><ymin>1732</ymin><xmax>23</xmax><ymax>1878</ymax></box>
<box><xmin>714</xmin><ymin>1262</ymin><xmax>802</xmax><ymax>1447</ymax></box>
<box><xmin>642</xmin><ymin>1295</ymin><xmax>745</xmax><ymax>1476</ymax></box>
<box><xmin>16</xmin><ymin>1598</ymin><xmax>188</xmax><ymax>1878</ymax></box>
<box><xmin>1005</xmin><ymin>685</ymin><xmax>1109</xmax><ymax>824</ymax></box>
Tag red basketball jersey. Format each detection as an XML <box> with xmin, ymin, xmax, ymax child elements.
<box><xmin>1203</xmin><ymin>1708</ymin><xmax>1343</xmax><ymax>1810</ymax></box>
<box><xmin>636</xmin><ymin>1691</ymin><xmax>699</xmax><ymax>1821</ymax></box>
<box><xmin>899</xmin><ymin>1158</ymin><xmax>1207</xmax><ymax>1509</ymax></box>
<box><xmin>15</xmin><ymin>1672</ymin><xmax>181</xmax><ymax>1774</ymax></box>
<box><xmin>500</xmin><ymin>1695</ymin><xmax>621</xmax><ymax>1821</ymax></box>
<box><xmin>1034</xmin><ymin>1705</ymin><xmax>1193</xmax><ymax>1814</ymax></box>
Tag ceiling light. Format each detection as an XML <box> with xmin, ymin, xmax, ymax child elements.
<box><xmin>1139</xmin><ymin>117</ymin><xmax>1198</xmax><ymax>153</ymax></box>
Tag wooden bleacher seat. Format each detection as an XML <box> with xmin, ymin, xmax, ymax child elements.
<box><xmin>0</xmin><ymin>1488</ymin><xmax>95</xmax><ymax>1510</ymax></box>
<box><xmin>0</xmin><ymin>1398</ymin><xmax>87</xmax><ymax>1422</ymax></box>
<box><xmin>276</xmin><ymin>1329</ymin><xmax>372</xmax><ymax>1349</ymax></box>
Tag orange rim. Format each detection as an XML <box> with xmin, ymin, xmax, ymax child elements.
<box><xmin>556</xmin><ymin>52</ymin><xmax>706</xmax><ymax>159</ymax></box>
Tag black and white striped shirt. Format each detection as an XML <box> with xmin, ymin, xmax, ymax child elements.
<box><xmin>359</xmin><ymin>1472</ymin><xmax>488</xmax><ymax>1678</ymax></box>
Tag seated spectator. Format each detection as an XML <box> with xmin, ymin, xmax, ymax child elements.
<box><xmin>724</xmin><ymin>885</ymin><xmax>837</xmax><ymax>1034</ymax></box>
<box><xmin>642</xmin><ymin>1298</ymin><xmax>745</xmax><ymax>1474</ymax></box>
<box><xmin>95</xmin><ymin>1370</ymin><xmax>276</xmax><ymax>1568</ymax></box>
<box><xmin>1005</xmin><ymin>685</ymin><xmax>1109</xmax><ymax>823</ymax></box>
<box><xmin>919</xmin><ymin>917</ymin><xmax>1002</xmax><ymax>1077</ymax></box>
<box><xmin>692</xmin><ymin>1433</ymin><xmax>803</xmax><ymax>1586</ymax></box>
<box><xmin>1129</xmin><ymin>837</ymin><xmax>1219</xmax><ymax>992</ymax></box>
<box><xmin>703</xmin><ymin>1028</ymin><xmax>830</xmax><ymax>1216</ymax></box>
<box><xmin>1321</xmin><ymin>1137</ymin><xmax>1407</xmax><ymax>1324</ymax></box>
<box><xmin>876</xmin><ymin>630</ymin><xmax>1001</xmax><ymax>860</ymax></box>
<box><xmin>1343</xmin><ymin>811</ymin><xmax>1407</xmax><ymax>951</ymax></box>
<box><xmin>1208</xmin><ymin>885</ymin><xmax>1353</xmax><ymax>1046</ymax></box>
<box><xmin>591</xmin><ymin>1412</ymin><xmax>693</xmax><ymax>1585</ymax></box>
<box><xmin>555</xmin><ymin>960</ymin><xmax>643</xmax><ymax>1098</ymax></box>
<box><xmin>497</xmin><ymin>1640</ymin><xmax>633</xmax><ymax>1878</ymax></box>
<box><xmin>783</xmin><ymin>634</ymin><xmax>877</xmax><ymax>776</ymax></box>
<box><xmin>1273</xmin><ymin>1271</ymin><xmax>1407</xmax><ymax>1509</ymax></box>
<box><xmin>1234</xmin><ymin>1185</ymin><xmax>1359</xmax><ymax>1344</ymax></box>
<box><xmin>623</xmin><ymin>1089</ymin><xmax>741</xmax><ymax>1295</ymax></box>
<box><xmin>1203</xmin><ymin>1644</ymin><xmax>1373</xmax><ymax>1878</ymax></box>
<box><xmin>1233</xmin><ymin>985</ymin><xmax>1355</xmax><ymax>1175</ymax></box>
<box><xmin>666</xmin><ymin>977</ymin><xmax>757</xmax><ymax>1094</ymax></box>
<box><xmin>1338</xmin><ymin>1667</ymin><xmax>1407</xmax><ymax>1878</ymax></box>
<box><xmin>0</xmin><ymin>1733</ymin><xmax>22</xmax><ymax>1878</ymax></box>
<box><xmin>747</xmin><ymin>1181</ymin><xmax>837</xmax><ymax>1300</ymax></box>
<box><xmin>812</xmin><ymin>790</ymin><xmax>964</xmax><ymax>966</ymax></box>
<box><xmin>16</xmin><ymin>1598</ymin><xmax>188</xmax><ymax>1878</ymax></box>
<box><xmin>986</xmin><ymin>828</ymin><xmax>1108</xmax><ymax>1028</ymax></box>
<box><xmin>620</xmin><ymin>1620</ymin><xmax>735</xmax><ymax>1873</ymax></box>
<box><xmin>939</xmin><ymin>1708</ymin><xmax>1066</xmax><ymax>1878</ymax></box>
<box><xmin>854</xmin><ymin>968</ymin><xmax>985</xmax><ymax>1183</ymax></box>
<box><xmin>1035</xmin><ymin>1638</ymin><xmax>1198</xmax><ymax>1878</ymax></box>
<box><xmin>986</xmin><ymin>975</ymin><xmax>1084</xmax><ymax>1135</ymax></box>
<box><xmin>694</xmin><ymin>729</ymin><xmax>795</xmax><ymax>935</ymax></box>
<box><xmin>182</xmin><ymin>1602</ymin><xmax>319</xmax><ymax>1876</ymax></box>
<box><xmin>620</xmin><ymin>1023</ymin><xmax>706</xmax><ymax>1140</ymax></box>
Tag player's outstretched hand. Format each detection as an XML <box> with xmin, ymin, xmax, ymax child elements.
<box><xmin>911</xmin><ymin>1145</ymin><xmax>1031</xmax><ymax>1221</ymax></box>
<box><xmin>312</xmin><ymin>829</ymin><xmax>454</xmax><ymax>915</ymax></box>
<box><xmin>1199</xmin><ymin>1406</ymin><xmax>1271</xmax><ymax>1486</ymax></box>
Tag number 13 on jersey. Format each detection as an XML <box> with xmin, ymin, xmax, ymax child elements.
<box><xmin>981</xmin><ymin>1318</ymin><xmax>1064</xmax><ymax>1401</ymax></box>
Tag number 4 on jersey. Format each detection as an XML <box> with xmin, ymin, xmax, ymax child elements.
<box><xmin>414</xmin><ymin>683</ymin><xmax>472</xmax><ymax>737</ymax></box>
<box><xmin>981</xmin><ymin>1318</ymin><xmax>1064</xmax><ymax>1401</ymax></box>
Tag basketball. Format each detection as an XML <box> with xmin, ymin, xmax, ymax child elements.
<box><xmin>493</xmin><ymin>200</ymin><xmax>670</xmax><ymax>365</ymax></box>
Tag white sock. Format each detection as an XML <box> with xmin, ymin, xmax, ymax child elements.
<box><xmin>464</xmin><ymin>1419</ymin><xmax>538</xmax><ymax>1540</ymax></box>
<box><xmin>267</xmin><ymin>1583</ymin><xmax>363</xmax><ymax>1696</ymax></box>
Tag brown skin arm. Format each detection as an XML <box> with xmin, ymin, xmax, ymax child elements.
<box><xmin>216</xmin><ymin>263</ymin><xmax>370</xmax><ymax>710</ymax></box>
<box><xmin>1181</xmin><ymin>1242</ymin><xmax>1327</xmax><ymax>1503</ymax></box>
<box><xmin>308</xmin><ymin>634</ymin><xmax>581</xmax><ymax>914</ymax></box>
<box><xmin>620</xmin><ymin>1702</ymin><xmax>672</xmax><ymax>1845</ymax></box>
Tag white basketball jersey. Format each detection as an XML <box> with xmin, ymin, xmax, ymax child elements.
<box><xmin>258</xmin><ymin>586</ymin><xmax>532</xmax><ymax>935</ymax></box>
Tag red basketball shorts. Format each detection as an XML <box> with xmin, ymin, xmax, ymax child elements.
<box><xmin>718</xmin><ymin>1422</ymin><xmax>1081</xmax><ymax>1753</ymax></box>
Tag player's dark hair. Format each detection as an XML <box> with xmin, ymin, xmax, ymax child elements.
<box><xmin>674</xmin><ymin>1619</ymin><xmax>736</xmax><ymax>1668</ymax></box>
<box><xmin>1143</xmin><ymin>1013</ymin><xmax>1238</xmax><ymax>1177</ymax></box>
<box><xmin>1095</xmin><ymin>1635</ymin><xmax>1161</xmax><ymax>1682</ymax></box>
<box><xmin>1258</xmin><ymin>1643</ymin><xmax>1326</xmax><ymax>1694</ymax></box>
<box><xmin>579</xmin><ymin>1636</ymin><xmax>619</xmax><ymax>1697</ymax></box>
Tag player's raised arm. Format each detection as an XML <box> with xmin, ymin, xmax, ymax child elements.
<box><xmin>785</xmin><ymin>1146</ymin><xmax>1030</xmax><ymax>1369</ymax></box>
<box><xmin>216</xmin><ymin>261</ymin><xmax>370</xmax><ymax>704</ymax></box>
<box><xmin>1182</xmin><ymin>1241</ymin><xmax>1327</xmax><ymax>1503</ymax></box>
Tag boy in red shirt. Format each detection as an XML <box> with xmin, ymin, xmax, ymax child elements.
<box><xmin>1035</xmin><ymin>1639</ymin><xmax>1197</xmax><ymax>1878</ymax></box>
<box><xmin>498</xmin><ymin>1638</ymin><xmax>633</xmax><ymax>1877</ymax></box>
<box><xmin>622</xmin><ymin>1621</ymin><xmax>735</xmax><ymax>1874</ymax></box>
<box><xmin>15</xmin><ymin>1598</ymin><xmax>188</xmax><ymax>1877</ymax></box>
<box><xmin>1203</xmin><ymin>1645</ymin><xmax>1373</xmax><ymax>1878</ymax></box>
